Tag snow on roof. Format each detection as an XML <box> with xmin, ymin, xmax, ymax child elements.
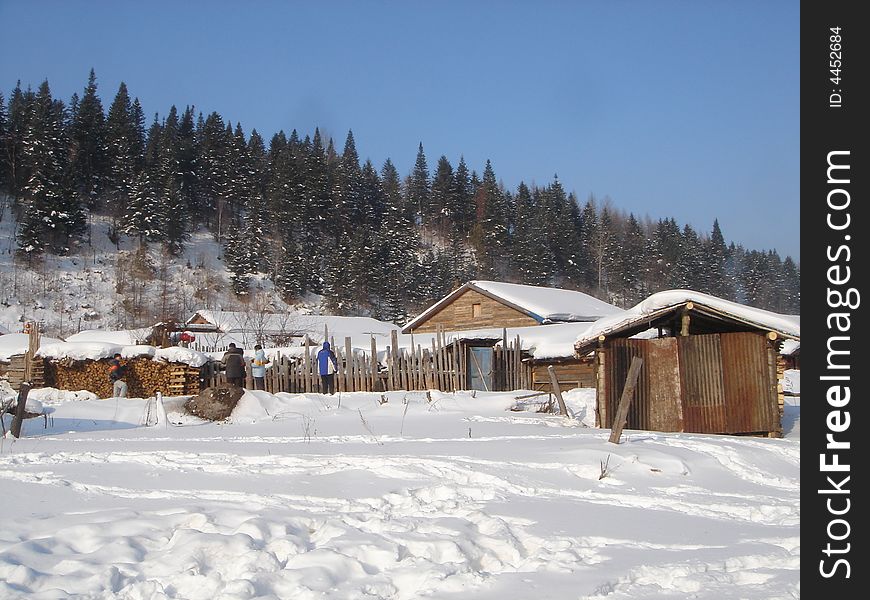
<box><xmin>65</xmin><ymin>328</ymin><xmax>152</xmax><ymax>345</ymax></box>
<box><xmin>781</xmin><ymin>339</ymin><xmax>800</xmax><ymax>356</ymax></box>
<box><xmin>187</xmin><ymin>310</ymin><xmax>399</xmax><ymax>338</ymax></box>
<box><xmin>36</xmin><ymin>340</ymin><xmax>209</xmax><ymax>367</ymax></box>
<box><xmin>0</xmin><ymin>333</ymin><xmax>64</xmax><ymax>362</ymax></box>
<box><xmin>574</xmin><ymin>289</ymin><xmax>800</xmax><ymax>351</ymax></box>
<box><xmin>442</xmin><ymin>322</ymin><xmax>597</xmax><ymax>360</ymax></box>
<box><xmin>403</xmin><ymin>280</ymin><xmax>623</xmax><ymax>331</ymax></box>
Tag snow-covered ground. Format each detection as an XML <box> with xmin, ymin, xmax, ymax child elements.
<box><xmin>0</xmin><ymin>387</ymin><xmax>799</xmax><ymax>599</ymax></box>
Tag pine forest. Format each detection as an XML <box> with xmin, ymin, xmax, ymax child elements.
<box><xmin>0</xmin><ymin>72</ymin><xmax>800</xmax><ymax>331</ymax></box>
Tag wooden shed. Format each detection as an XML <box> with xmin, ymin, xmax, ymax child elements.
<box><xmin>574</xmin><ymin>290</ymin><xmax>800</xmax><ymax>437</ymax></box>
<box><xmin>404</xmin><ymin>281</ymin><xmax>622</xmax><ymax>392</ymax></box>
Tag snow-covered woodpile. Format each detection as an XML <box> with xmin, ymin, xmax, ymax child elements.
<box><xmin>44</xmin><ymin>357</ymin><xmax>203</xmax><ymax>399</ymax></box>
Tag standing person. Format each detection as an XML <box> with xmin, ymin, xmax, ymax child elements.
<box><xmin>108</xmin><ymin>353</ymin><xmax>128</xmax><ymax>398</ymax></box>
<box><xmin>316</xmin><ymin>341</ymin><xmax>338</xmax><ymax>395</ymax></box>
<box><xmin>222</xmin><ymin>343</ymin><xmax>246</xmax><ymax>388</ymax></box>
<box><xmin>251</xmin><ymin>344</ymin><xmax>269</xmax><ymax>391</ymax></box>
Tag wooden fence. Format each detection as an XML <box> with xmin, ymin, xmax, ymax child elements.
<box><xmin>202</xmin><ymin>329</ymin><xmax>531</xmax><ymax>394</ymax></box>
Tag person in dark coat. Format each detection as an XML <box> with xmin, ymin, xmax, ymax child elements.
<box><xmin>316</xmin><ymin>341</ymin><xmax>338</xmax><ymax>395</ymax></box>
<box><xmin>222</xmin><ymin>343</ymin><xmax>246</xmax><ymax>387</ymax></box>
<box><xmin>108</xmin><ymin>353</ymin><xmax>128</xmax><ymax>398</ymax></box>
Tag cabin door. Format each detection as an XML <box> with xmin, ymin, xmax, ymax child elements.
<box><xmin>467</xmin><ymin>346</ymin><xmax>494</xmax><ymax>391</ymax></box>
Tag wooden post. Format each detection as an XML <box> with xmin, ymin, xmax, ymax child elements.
<box><xmin>304</xmin><ymin>337</ymin><xmax>312</xmax><ymax>392</ymax></box>
<box><xmin>10</xmin><ymin>381</ymin><xmax>31</xmax><ymax>438</ymax></box>
<box><xmin>679</xmin><ymin>303</ymin><xmax>693</xmax><ymax>336</ymax></box>
<box><xmin>12</xmin><ymin>323</ymin><xmax>41</xmax><ymax>438</ymax></box>
<box><xmin>454</xmin><ymin>340</ymin><xmax>462</xmax><ymax>391</ymax></box>
<box><xmin>608</xmin><ymin>356</ymin><xmax>644</xmax><ymax>444</ymax></box>
<box><xmin>370</xmin><ymin>336</ymin><xmax>379</xmax><ymax>392</ymax></box>
<box><xmin>546</xmin><ymin>365</ymin><xmax>569</xmax><ymax>416</ymax></box>
<box><xmin>344</xmin><ymin>337</ymin><xmax>353</xmax><ymax>392</ymax></box>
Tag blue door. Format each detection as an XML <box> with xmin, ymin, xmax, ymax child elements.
<box><xmin>467</xmin><ymin>346</ymin><xmax>493</xmax><ymax>391</ymax></box>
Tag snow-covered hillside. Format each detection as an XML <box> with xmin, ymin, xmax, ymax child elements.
<box><xmin>0</xmin><ymin>207</ymin><xmax>305</xmax><ymax>338</ymax></box>
<box><xmin>0</xmin><ymin>387</ymin><xmax>800</xmax><ymax>599</ymax></box>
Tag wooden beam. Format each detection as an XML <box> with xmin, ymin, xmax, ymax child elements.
<box><xmin>546</xmin><ymin>365</ymin><xmax>569</xmax><ymax>416</ymax></box>
<box><xmin>608</xmin><ymin>356</ymin><xmax>643</xmax><ymax>444</ymax></box>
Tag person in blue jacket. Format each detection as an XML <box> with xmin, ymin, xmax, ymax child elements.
<box><xmin>316</xmin><ymin>341</ymin><xmax>338</xmax><ymax>395</ymax></box>
<box><xmin>251</xmin><ymin>344</ymin><xmax>269</xmax><ymax>390</ymax></box>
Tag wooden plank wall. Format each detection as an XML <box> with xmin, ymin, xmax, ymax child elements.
<box><xmin>409</xmin><ymin>289</ymin><xmax>539</xmax><ymax>333</ymax></box>
<box><xmin>531</xmin><ymin>361</ymin><xmax>595</xmax><ymax>392</ymax></box>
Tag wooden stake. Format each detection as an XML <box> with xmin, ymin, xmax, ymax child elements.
<box><xmin>608</xmin><ymin>356</ymin><xmax>644</xmax><ymax>444</ymax></box>
<box><xmin>546</xmin><ymin>365</ymin><xmax>569</xmax><ymax>416</ymax></box>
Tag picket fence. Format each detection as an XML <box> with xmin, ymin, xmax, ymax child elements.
<box><xmin>202</xmin><ymin>329</ymin><xmax>531</xmax><ymax>394</ymax></box>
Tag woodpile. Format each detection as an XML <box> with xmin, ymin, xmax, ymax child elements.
<box><xmin>4</xmin><ymin>354</ymin><xmax>47</xmax><ymax>391</ymax></box>
<box><xmin>45</xmin><ymin>357</ymin><xmax>205</xmax><ymax>398</ymax></box>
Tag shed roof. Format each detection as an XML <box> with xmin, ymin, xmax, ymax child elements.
<box><xmin>402</xmin><ymin>280</ymin><xmax>623</xmax><ymax>332</ymax></box>
<box><xmin>574</xmin><ymin>289</ymin><xmax>800</xmax><ymax>354</ymax></box>
<box><xmin>186</xmin><ymin>310</ymin><xmax>399</xmax><ymax>338</ymax></box>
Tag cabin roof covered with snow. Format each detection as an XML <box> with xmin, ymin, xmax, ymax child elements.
<box><xmin>402</xmin><ymin>280</ymin><xmax>623</xmax><ymax>333</ymax></box>
<box><xmin>574</xmin><ymin>289</ymin><xmax>800</xmax><ymax>354</ymax></box>
<box><xmin>185</xmin><ymin>310</ymin><xmax>399</xmax><ymax>338</ymax></box>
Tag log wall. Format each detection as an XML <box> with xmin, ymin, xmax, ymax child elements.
<box><xmin>531</xmin><ymin>359</ymin><xmax>595</xmax><ymax>392</ymax></box>
<box><xmin>408</xmin><ymin>289</ymin><xmax>539</xmax><ymax>333</ymax></box>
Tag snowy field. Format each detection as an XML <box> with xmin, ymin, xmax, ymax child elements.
<box><xmin>0</xmin><ymin>388</ymin><xmax>800</xmax><ymax>599</ymax></box>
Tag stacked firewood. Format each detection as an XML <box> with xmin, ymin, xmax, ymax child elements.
<box><xmin>45</xmin><ymin>357</ymin><xmax>204</xmax><ymax>398</ymax></box>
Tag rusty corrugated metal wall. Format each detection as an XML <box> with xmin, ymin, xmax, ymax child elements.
<box><xmin>678</xmin><ymin>334</ymin><xmax>727</xmax><ymax>433</ymax></box>
<box><xmin>719</xmin><ymin>332</ymin><xmax>778</xmax><ymax>434</ymax></box>
<box><xmin>605</xmin><ymin>332</ymin><xmax>779</xmax><ymax>435</ymax></box>
<box><xmin>606</xmin><ymin>338</ymin><xmax>681</xmax><ymax>431</ymax></box>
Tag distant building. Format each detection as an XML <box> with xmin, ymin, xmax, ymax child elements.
<box><xmin>403</xmin><ymin>281</ymin><xmax>623</xmax><ymax>392</ymax></box>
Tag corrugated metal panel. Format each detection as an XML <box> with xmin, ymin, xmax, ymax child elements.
<box><xmin>720</xmin><ymin>332</ymin><xmax>778</xmax><ymax>434</ymax></box>
<box><xmin>606</xmin><ymin>338</ymin><xmax>681</xmax><ymax>431</ymax></box>
<box><xmin>607</xmin><ymin>339</ymin><xmax>644</xmax><ymax>429</ymax></box>
<box><xmin>678</xmin><ymin>334</ymin><xmax>727</xmax><ymax>433</ymax></box>
<box><xmin>606</xmin><ymin>332</ymin><xmax>778</xmax><ymax>435</ymax></box>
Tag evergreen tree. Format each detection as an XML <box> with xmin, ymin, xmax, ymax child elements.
<box><xmin>615</xmin><ymin>214</ymin><xmax>647</xmax><ymax>306</ymax></box>
<box><xmin>0</xmin><ymin>91</ymin><xmax>7</xmax><ymax>193</ymax></box>
<box><xmin>780</xmin><ymin>256</ymin><xmax>800</xmax><ymax>313</ymax></box>
<box><xmin>676</xmin><ymin>223</ymin><xmax>706</xmax><ymax>291</ymax></box>
<box><xmin>105</xmin><ymin>82</ymin><xmax>141</xmax><ymax>230</ymax></box>
<box><xmin>468</xmin><ymin>159</ymin><xmax>508</xmax><ymax>277</ymax></box>
<box><xmin>156</xmin><ymin>105</ymin><xmax>189</xmax><ymax>254</ymax></box>
<box><xmin>430</xmin><ymin>155</ymin><xmax>453</xmax><ymax>235</ymax></box>
<box><xmin>176</xmin><ymin>105</ymin><xmax>199</xmax><ymax>221</ymax></box>
<box><xmin>301</xmin><ymin>129</ymin><xmax>330</xmax><ymax>293</ymax></box>
<box><xmin>224</xmin><ymin>219</ymin><xmax>251</xmax><ymax>295</ymax></box>
<box><xmin>650</xmin><ymin>218</ymin><xmax>684</xmax><ymax>290</ymax></box>
<box><xmin>68</xmin><ymin>69</ymin><xmax>107</xmax><ymax>210</ymax></box>
<box><xmin>407</xmin><ymin>142</ymin><xmax>429</xmax><ymax>225</ymax></box>
<box><xmin>704</xmin><ymin>219</ymin><xmax>734</xmax><ymax>300</ymax></box>
<box><xmin>512</xmin><ymin>181</ymin><xmax>553</xmax><ymax>285</ymax></box>
<box><xmin>359</xmin><ymin>158</ymin><xmax>384</xmax><ymax>231</ymax></box>
<box><xmin>18</xmin><ymin>80</ymin><xmax>84</xmax><ymax>255</ymax></box>
<box><xmin>575</xmin><ymin>196</ymin><xmax>599</xmax><ymax>290</ymax></box>
<box><xmin>196</xmin><ymin>112</ymin><xmax>231</xmax><ymax>237</ymax></box>
<box><xmin>377</xmin><ymin>158</ymin><xmax>418</xmax><ymax>324</ymax></box>
<box><xmin>449</xmin><ymin>155</ymin><xmax>473</xmax><ymax>233</ymax></box>
<box><xmin>4</xmin><ymin>82</ymin><xmax>35</xmax><ymax>200</ymax></box>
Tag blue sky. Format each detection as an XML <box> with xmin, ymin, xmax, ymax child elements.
<box><xmin>0</xmin><ymin>1</ymin><xmax>799</xmax><ymax>261</ymax></box>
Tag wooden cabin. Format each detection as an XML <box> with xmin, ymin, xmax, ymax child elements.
<box><xmin>574</xmin><ymin>290</ymin><xmax>800</xmax><ymax>437</ymax></box>
<box><xmin>404</xmin><ymin>281</ymin><xmax>622</xmax><ymax>392</ymax></box>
